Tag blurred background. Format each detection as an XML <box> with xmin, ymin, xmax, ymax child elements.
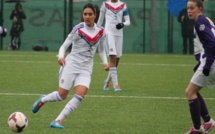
<box><xmin>0</xmin><ymin>0</ymin><xmax>214</xmax><ymax>53</ymax></box>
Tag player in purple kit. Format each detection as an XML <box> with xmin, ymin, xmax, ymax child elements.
<box><xmin>32</xmin><ymin>3</ymin><xmax>109</xmax><ymax>128</ymax></box>
<box><xmin>97</xmin><ymin>0</ymin><xmax>130</xmax><ymax>92</ymax></box>
<box><xmin>185</xmin><ymin>0</ymin><xmax>215</xmax><ymax>133</ymax></box>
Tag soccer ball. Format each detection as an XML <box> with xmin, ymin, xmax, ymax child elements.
<box><xmin>8</xmin><ymin>112</ymin><xmax>28</xmax><ymax>133</ymax></box>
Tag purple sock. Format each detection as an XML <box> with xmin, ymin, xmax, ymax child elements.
<box><xmin>197</xmin><ymin>93</ymin><xmax>211</xmax><ymax>122</ymax></box>
<box><xmin>188</xmin><ymin>98</ymin><xmax>201</xmax><ymax>129</ymax></box>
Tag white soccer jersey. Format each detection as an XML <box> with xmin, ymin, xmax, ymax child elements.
<box><xmin>58</xmin><ymin>22</ymin><xmax>108</xmax><ymax>75</ymax></box>
<box><xmin>98</xmin><ymin>0</ymin><xmax>130</xmax><ymax>36</ymax></box>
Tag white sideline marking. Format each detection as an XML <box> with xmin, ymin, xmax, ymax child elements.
<box><xmin>0</xmin><ymin>92</ymin><xmax>215</xmax><ymax>100</ymax></box>
<box><xmin>0</xmin><ymin>60</ymin><xmax>193</xmax><ymax>67</ymax></box>
<box><xmin>0</xmin><ymin>60</ymin><xmax>55</xmax><ymax>64</ymax></box>
<box><xmin>0</xmin><ymin>54</ymin><xmax>192</xmax><ymax>58</ymax></box>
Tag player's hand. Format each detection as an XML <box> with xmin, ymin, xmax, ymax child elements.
<box><xmin>193</xmin><ymin>63</ymin><xmax>199</xmax><ymax>72</ymax></box>
<box><xmin>203</xmin><ymin>68</ymin><xmax>210</xmax><ymax>76</ymax></box>
<box><xmin>116</xmin><ymin>23</ymin><xmax>124</xmax><ymax>29</ymax></box>
<box><xmin>58</xmin><ymin>58</ymin><xmax>66</xmax><ymax>66</ymax></box>
<box><xmin>104</xmin><ymin>64</ymin><xmax>109</xmax><ymax>71</ymax></box>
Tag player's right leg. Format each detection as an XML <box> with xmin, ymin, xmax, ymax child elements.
<box><xmin>196</xmin><ymin>93</ymin><xmax>215</xmax><ymax>133</ymax></box>
<box><xmin>185</xmin><ymin>126</ymin><xmax>205</xmax><ymax>134</ymax></box>
<box><xmin>50</xmin><ymin>94</ymin><xmax>84</xmax><ymax>129</ymax></box>
<box><xmin>50</xmin><ymin>75</ymin><xmax>89</xmax><ymax>128</ymax></box>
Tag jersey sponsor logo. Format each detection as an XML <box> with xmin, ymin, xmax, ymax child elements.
<box><xmin>105</xmin><ymin>2</ymin><xmax>125</xmax><ymax>14</ymax></box>
<box><xmin>78</xmin><ymin>29</ymin><xmax>104</xmax><ymax>46</ymax></box>
<box><xmin>199</xmin><ymin>24</ymin><xmax>205</xmax><ymax>31</ymax></box>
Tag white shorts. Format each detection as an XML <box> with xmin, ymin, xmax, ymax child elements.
<box><xmin>58</xmin><ymin>67</ymin><xmax>91</xmax><ymax>90</ymax></box>
<box><xmin>106</xmin><ymin>34</ymin><xmax>123</xmax><ymax>58</ymax></box>
<box><xmin>191</xmin><ymin>68</ymin><xmax>215</xmax><ymax>89</ymax></box>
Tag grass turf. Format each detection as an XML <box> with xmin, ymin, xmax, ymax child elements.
<box><xmin>0</xmin><ymin>51</ymin><xmax>215</xmax><ymax>134</ymax></box>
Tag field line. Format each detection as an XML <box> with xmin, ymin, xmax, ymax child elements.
<box><xmin>0</xmin><ymin>60</ymin><xmax>193</xmax><ymax>67</ymax></box>
<box><xmin>0</xmin><ymin>92</ymin><xmax>215</xmax><ymax>100</ymax></box>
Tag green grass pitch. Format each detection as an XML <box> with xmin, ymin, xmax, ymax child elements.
<box><xmin>0</xmin><ymin>51</ymin><xmax>215</xmax><ymax>134</ymax></box>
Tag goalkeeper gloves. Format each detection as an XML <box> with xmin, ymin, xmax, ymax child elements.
<box><xmin>116</xmin><ymin>23</ymin><xmax>124</xmax><ymax>29</ymax></box>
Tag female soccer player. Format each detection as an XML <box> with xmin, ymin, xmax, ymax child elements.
<box><xmin>185</xmin><ymin>0</ymin><xmax>215</xmax><ymax>133</ymax></box>
<box><xmin>32</xmin><ymin>3</ymin><xmax>109</xmax><ymax>128</ymax></box>
<box><xmin>97</xmin><ymin>0</ymin><xmax>130</xmax><ymax>92</ymax></box>
<box><xmin>193</xmin><ymin>0</ymin><xmax>208</xmax><ymax>72</ymax></box>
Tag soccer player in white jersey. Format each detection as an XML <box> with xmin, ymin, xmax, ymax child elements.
<box><xmin>0</xmin><ymin>26</ymin><xmax>7</xmax><ymax>37</ymax></box>
<box><xmin>185</xmin><ymin>0</ymin><xmax>215</xmax><ymax>133</ymax></box>
<box><xmin>97</xmin><ymin>0</ymin><xmax>130</xmax><ymax>92</ymax></box>
<box><xmin>32</xmin><ymin>3</ymin><xmax>109</xmax><ymax>128</ymax></box>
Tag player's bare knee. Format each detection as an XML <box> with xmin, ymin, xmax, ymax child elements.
<box><xmin>58</xmin><ymin>88</ymin><xmax>69</xmax><ymax>100</ymax></box>
<box><xmin>59</xmin><ymin>94</ymin><xmax>67</xmax><ymax>100</ymax></box>
<box><xmin>185</xmin><ymin>88</ymin><xmax>197</xmax><ymax>100</ymax></box>
<box><xmin>185</xmin><ymin>88</ymin><xmax>192</xmax><ymax>96</ymax></box>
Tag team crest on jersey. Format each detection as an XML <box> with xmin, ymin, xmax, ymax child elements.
<box><xmin>199</xmin><ymin>24</ymin><xmax>205</xmax><ymax>31</ymax></box>
<box><xmin>105</xmin><ymin>2</ymin><xmax>125</xmax><ymax>14</ymax></box>
<box><xmin>61</xmin><ymin>79</ymin><xmax>64</xmax><ymax>84</ymax></box>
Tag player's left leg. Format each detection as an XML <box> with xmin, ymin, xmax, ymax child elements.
<box><xmin>185</xmin><ymin>82</ymin><xmax>204</xmax><ymax>133</ymax></box>
<box><xmin>108</xmin><ymin>55</ymin><xmax>122</xmax><ymax>92</ymax></box>
<box><xmin>198</xmin><ymin>93</ymin><xmax>215</xmax><ymax>133</ymax></box>
<box><xmin>103</xmin><ymin>34</ymin><xmax>116</xmax><ymax>90</ymax></box>
<box><xmin>50</xmin><ymin>87</ymin><xmax>86</xmax><ymax>128</ymax></box>
<box><xmin>112</xmin><ymin>36</ymin><xmax>123</xmax><ymax>92</ymax></box>
<box><xmin>50</xmin><ymin>74</ymin><xmax>89</xmax><ymax>128</ymax></box>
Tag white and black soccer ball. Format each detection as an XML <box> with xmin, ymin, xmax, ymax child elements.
<box><xmin>8</xmin><ymin>112</ymin><xmax>28</xmax><ymax>133</ymax></box>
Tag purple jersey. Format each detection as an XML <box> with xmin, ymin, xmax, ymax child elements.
<box><xmin>195</xmin><ymin>15</ymin><xmax>215</xmax><ymax>69</ymax></box>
